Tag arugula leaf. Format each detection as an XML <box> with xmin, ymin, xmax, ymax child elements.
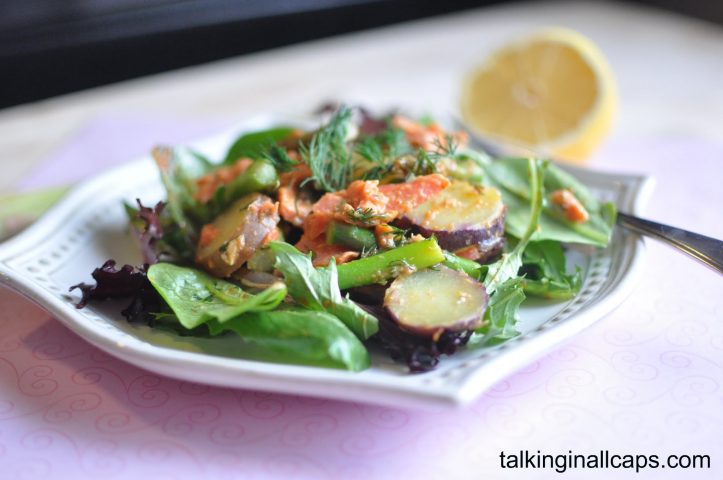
<box><xmin>484</xmin><ymin>158</ymin><xmax>545</xmax><ymax>295</ymax></box>
<box><xmin>520</xmin><ymin>240</ymin><xmax>582</xmax><ymax>300</ymax></box>
<box><xmin>147</xmin><ymin>263</ymin><xmax>287</xmax><ymax>329</ymax></box>
<box><xmin>269</xmin><ymin>242</ymin><xmax>379</xmax><ymax>340</ymax></box>
<box><xmin>223</xmin><ymin>127</ymin><xmax>296</xmax><ymax>165</ymax></box>
<box><xmin>205</xmin><ymin>307</ymin><xmax>370</xmax><ymax>371</ymax></box>
<box><xmin>473</xmin><ymin>277</ymin><xmax>526</xmax><ymax>344</ymax></box>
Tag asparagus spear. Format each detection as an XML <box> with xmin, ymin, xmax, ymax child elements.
<box><xmin>336</xmin><ymin>238</ymin><xmax>445</xmax><ymax>290</ymax></box>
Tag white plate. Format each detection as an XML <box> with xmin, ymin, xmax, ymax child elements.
<box><xmin>0</xmin><ymin>115</ymin><xmax>653</xmax><ymax>409</ymax></box>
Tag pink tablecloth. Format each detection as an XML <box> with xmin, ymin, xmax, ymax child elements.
<box><xmin>1</xmin><ymin>117</ymin><xmax>722</xmax><ymax>479</ymax></box>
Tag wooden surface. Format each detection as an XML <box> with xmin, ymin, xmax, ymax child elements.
<box><xmin>1</xmin><ymin>0</ymin><xmax>722</xmax><ymax>192</ymax></box>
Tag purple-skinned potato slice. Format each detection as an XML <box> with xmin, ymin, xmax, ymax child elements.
<box><xmin>384</xmin><ymin>266</ymin><xmax>488</xmax><ymax>338</ymax></box>
<box><xmin>399</xmin><ymin>181</ymin><xmax>506</xmax><ymax>262</ymax></box>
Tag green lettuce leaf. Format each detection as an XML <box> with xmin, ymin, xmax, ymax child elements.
<box><xmin>269</xmin><ymin>242</ymin><xmax>379</xmax><ymax>340</ymax></box>
<box><xmin>223</xmin><ymin>127</ymin><xmax>296</xmax><ymax>165</ymax></box>
<box><xmin>147</xmin><ymin>263</ymin><xmax>286</xmax><ymax>329</ymax></box>
<box><xmin>147</xmin><ymin>263</ymin><xmax>369</xmax><ymax>371</ymax></box>
<box><xmin>206</xmin><ymin>307</ymin><xmax>370</xmax><ymax>371</ymax></box>
<box><xmin>479</xmin><ymin>156</ymin><xmax>616</xmax><ymax>247</ymax></box>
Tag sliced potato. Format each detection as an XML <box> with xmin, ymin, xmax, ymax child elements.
<box><xmin>196</xmin><ymin>193</ymin><xmax>280</xmax><ymax>277</ymax></box>
<box><xmin>401</xmin><ymin>181</ymin><xmax>506</xmax><ymax>262</ymax></box>
<box><xmin>384</xmin><ymin>266</ymin><xmax>488</xmax><ymax>338</ymax></box>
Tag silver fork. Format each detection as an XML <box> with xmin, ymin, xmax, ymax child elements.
<box><xmin>458</xmin><ymin>125</ymin><xmax>723</xmax><ymax>275</ymax></box>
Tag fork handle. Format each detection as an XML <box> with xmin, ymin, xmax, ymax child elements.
<box><xmin>616</xmin><ymin>212</ymin><xmax>723</xmax><ymax>275</ymax></box>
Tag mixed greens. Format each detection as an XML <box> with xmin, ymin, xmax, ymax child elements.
<box><xmin>72</xmin><ymin>105</ymin><xmax>616</xmax><ymax>372</ymax></box>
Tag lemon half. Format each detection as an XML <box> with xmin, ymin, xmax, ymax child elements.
<box><xmin>460</xmin><ymin>28</ymin><xmax>617</xmax><ymax>162</ymax></box>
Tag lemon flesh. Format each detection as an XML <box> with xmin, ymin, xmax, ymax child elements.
<box><xmin>460</xmin><ymin>28</ymin><xmax>617</xmax><ymax>163</ymax></box>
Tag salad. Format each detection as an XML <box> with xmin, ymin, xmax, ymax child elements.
<box><xmin>72</xmin><ymin>105</ymin><xmax>616</xmax><ymax>372</ymax></box>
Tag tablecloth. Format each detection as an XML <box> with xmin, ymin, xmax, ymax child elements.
<box><xmin>1</xmin><ymin>116</ymin><xmax>721</xmax><ymax>479</ymax></box>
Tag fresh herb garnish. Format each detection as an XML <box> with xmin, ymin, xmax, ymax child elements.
<box><xmin>412</xmin><ymin>150</ymin><xmax>440</xmax><ymax>176</ymax></box>
<box><xmin>432</xmin><ymin>134</ymin><xmax>460</xmax><ymax>158</ymax></box>
<box><xmin>409</xmin><ymin>135</ymin><xmax>460</xmax><ymax>177</ymax></box>
<box><xmin>356</xmin><ymin>127</ymin><xmax>412</xmax><ymax>181</ymax></box>
<box><xmin>360</xmin><ymin>244</ymin><xmax>380</xmax><ymax>258</ymax></box>
<box><xmin>389</xmin><ymin>225</ymin><xmax>409</xmax><ymax>245</ymax></box>
<box><xmin>346</xmin><ymin>206</ymin><xmax>389</xmax><ymax>225</ymax></box>
<box><xmin>300</xmin><ymin>105</ymin><xmax>354</xmax><ymax>192</ymax></box>
<box><xmin>355</xmin><ymin>136</ymin><xmax>385</xmax><ymax>165</ymax></box>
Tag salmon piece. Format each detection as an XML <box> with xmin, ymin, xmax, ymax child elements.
<box><xmin>379</xmin><ymin>174</ymin><xmax>450</xmax><ymax>214</ymax></box>
<box><xmin>454</xmin><ymin>245</ymin><xmax>483</xmax><ymax>261</ymax></box>
<box><xmin>195</xmin><ymin>158</ymin><xmax>254</xmax><ymax>203</ymax></box>
<box><xmin>302</xmin><ymin>179</ymin><xmax>392</xmax><ymax>243</ymax></box>
<box><xmin>278</xmin><ymin>162</ymin><xmax>310</xmax><ymax>186</ymax></box>
<box><xmin>295</xmin><ymin>235</ymin><xmax>359</xmax><ymax>267</ymax></box>
<box><xmin>303</xmin><ymin>213</ymin><xmax>334</xmax><ymax>243</ymax></box>
<box><xmin>392</xmin><ymin>115</ymin><xmax>468</xmax><ymax>151</ymax></box>
<box><xmin>299</xmin><ymin>175</ymin><xmax>449</xmax><ymax>262</ymax></box>
<box><xmin>278</xmin><ymin>163</ymin><xmax>314</xmax><ymax>226</ymax></box>
<box><xmin>301</xmin><ymin>175</ymin><xmax>449</xmax><ymax>256</ymax></box>
<box><xmin>278</xmin><ymin>186</ymin><xmax>311</xmax><ymax>226</ymax></box>
<box><xmin>344</xmin><ymin>180</ymin><xmax>389</xmax><ymax>213</ymax></box>
<box><xmin>308</xmin><ymin>191</ymin><xmax>345</xmax><ymax>216</ymax></box>
<box><xmin>337</xmin><ymin>180</ymin><xmax>394</xmax><ymax>226</ymax></box>
<box><xmin>550</xmin><ymin>189</ymin><xmax>589</xmax><ymax>223</ymax></box>
<box><xmin>302</xmin><ymin>192</ymin><xmax>346</xmax><ymax>240</ymax></box>
<box><xmin>312</xmin><ymin>245</ymin><xmax>360</xmax><ymax>267</ymax></box>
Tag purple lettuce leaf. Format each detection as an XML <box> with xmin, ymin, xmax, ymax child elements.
<box><xmin>70</xmin><ymin>260</ymin><xmax>163</xmax><ymax>324</ymax></box>
<box><xmin>129</xmin><ymin>199</ymin><xmax>165</xmax><ymax>264</ymax></box>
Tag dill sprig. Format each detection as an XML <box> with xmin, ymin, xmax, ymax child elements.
<box><xmin>262</xmin><ymin>144</ymin><xmax>298</xmax><ymax>172</ymax></box>
<box><xmin>379</xmin><ymin>128</ymin><xmax>411</xmax><ymax>159</ymax></box>
<box><xmin>407</xmin><ymin>134</ymin><xmax>461</xmax><ymax>177</ymax></box>
<box><xmin>355</xmin><ymin>136</ymin><xmax>384</xmax><ymax>165</ymax></box>
<box><xmin>412</xmin><ymin>150</ymin><xmax>440</xmax><ymax>176</ymax></box>
<box><xmin>346</xmin><ymin>206</ymin><xmax>389</xmax><ymax>225</ymax></box>
<box><xmin>300</xmin><ymin>105</ymin><xmax>354</xmax><ymax>192</ymax></box>
<box><xmin>389</xmin><ymin>225</ymin><xmax>409</xmax><ymax>245</ymax></box>
<box><xmin>356</xmin><ymin>127</ymin><xmax>412</xmax><ymax>181</ymax></box>
<box><xmin>360</xmin><ymin>244</ymin><xmax>379</xmax><ymax>258</ymax></box>
<box><xmin>361</xmin><ymin>164</ymin><xmax>393</xmax><ymax>181</ymax></box>
<box><xmin>431</xmin><ymin>134</ymin><xmax>460</xmax><ymax>158</ymax></box>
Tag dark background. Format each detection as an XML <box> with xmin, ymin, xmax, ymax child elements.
<box><xmin>1</xmin><ymin>0</ymin><xmax>721</xmax><ymax>110</ymax></box>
